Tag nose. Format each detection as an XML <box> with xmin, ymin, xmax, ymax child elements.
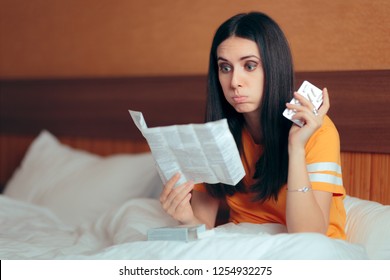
<box><xmin>230</xmin><ymin>69</ymin><xmax>243</xmax><ymax>89</ymax></box>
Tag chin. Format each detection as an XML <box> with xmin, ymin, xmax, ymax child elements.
<box><xmin>233</xmin><ymin>104</ymin><xmax>256</xmax><ymax>114</ymax></box>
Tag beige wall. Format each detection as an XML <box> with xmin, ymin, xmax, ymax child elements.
<box><xmin>1</xmin><ymin>0</ymin><xmax>389</xmax><ymax>79</ymax></box>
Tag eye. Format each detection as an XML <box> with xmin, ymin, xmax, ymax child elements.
<box><xmin>218</xmin><ymin>63</ymin><xmax>232</xmax><ymax>73</ymax></box>
<box><xmin>245</xmin><ymin>61</ymin><xmax>258</xmax><ymax>71</ymax></box>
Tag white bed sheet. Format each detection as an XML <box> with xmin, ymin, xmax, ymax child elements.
<box><xmin>1</xmin><ymin>131</ymin><xmax>389</xmax><ymax>260</ymax></box>
<box><xmin>0</xmin><ymin>195</ymin><xmax>373</xmax><ymax>260</ymax></box>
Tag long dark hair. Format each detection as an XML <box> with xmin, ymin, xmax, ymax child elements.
<box><xmin>205</xmin><ymin>12</ymin><xmax>294</xmax><ymax>201</ymax></box>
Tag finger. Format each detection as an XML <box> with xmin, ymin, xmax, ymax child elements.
<box><xmin>286</xmin><ymin>94</ymin><xmax>312</xmax><ymax>115</ymax></box>
<box><xmin>175</xmin><ymin>192</ymin><xmax>192</xmax><ymax>213</ymax></box>
<box><xmin>164</xmin><ymin>184</ymin><xmax>193</xmax><ymax>216</ymax></box>
<box><xmin>291</xmin><ymin>111</ymin><xmax>315</xmax><ymax>126</ymax></box>
<box><xmin>175</xmin><ymin>193</ymin><xmax>193</xmax><ymax>222</ymax></box>
<box><xmin>293</xmin><ymin>92</ymin><xmax>312</xmax><ymax>108</ymax></box>
<box><xmin>286</xmin><ymin>102</ymin><xmax>302</xmax><ymax>112</ymax></box>
<box><xmin>160</xmin><ymin>172</ymin><xmax>181</xmax><ymax>202</ymax></box>
<box><xmin>163</xmin><ymin>181</ymin><xmax>194</xmax><ymax>211</ymax></box>
<box><xmin>318</xmin><ymin>88</ymin><xmax>330</xmax><ymax>115</ymax></box>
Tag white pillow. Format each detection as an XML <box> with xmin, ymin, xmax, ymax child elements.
<box><xmin>344</xmin><ymin>195</ymin><xmax>390</xmax><ymax>259</ymax></box>
<box><xmin>4</xmin><ymin>130</ymin><xmax>162</xmax><ymax>226</ymax></box>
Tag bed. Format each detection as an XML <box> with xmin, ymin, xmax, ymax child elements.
<box><xmin>0</xmin><ymin>70</ymin><xmax>389</xmax><ymax>260</ymax></box>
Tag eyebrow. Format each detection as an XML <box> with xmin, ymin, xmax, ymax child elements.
<box><xmin>217</xmin><ymin>55</ymin><xmax>261</xmax><ymax>62</ymax></box>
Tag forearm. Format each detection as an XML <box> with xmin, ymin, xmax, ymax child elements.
<box><xmin>286</xmin><ymin>146</ymin><xmax>327</xmax><ymax>234</ymax></box>
<box><xmin>180</xmin><ymin>215</ymin><xmax>209</xmax><ymax>227</ymax></box>
<box><xmin>191</xmin><ymin>191</ymin><xmax>220</xmax><ymax>229</ymax></box>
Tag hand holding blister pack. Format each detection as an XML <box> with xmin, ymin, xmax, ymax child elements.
<box><xmin>283</xmin><ymin>81</ymin><xmax>323</xmax><ymax>127</ymax></box>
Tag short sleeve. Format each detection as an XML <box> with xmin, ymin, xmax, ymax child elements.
<box><xmin>305</xmin><ymin>116</ymin><xmax>345</xmax><ymax>196</ymax></box>
<box><xmin>193</xmin><ymin>182</ymin><xmax>207</xmax><ymax>192</ymax></box>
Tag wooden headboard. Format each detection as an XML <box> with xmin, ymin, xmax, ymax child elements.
<box><xmin>1</xmin><ymin>70</ymin><xmax>389</xmax><ymax>204</ymax></box>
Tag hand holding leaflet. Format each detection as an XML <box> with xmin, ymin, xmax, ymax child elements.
<box><xmin>129</xmin><ymin>110</ymin><xmax>245</xmax><ymax>186</ymax></box>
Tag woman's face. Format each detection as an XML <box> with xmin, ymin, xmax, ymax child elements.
<box><xmin>216</xmin><ymin>36</ymin><xmax>264</xmax><ymax>114</ymax></box>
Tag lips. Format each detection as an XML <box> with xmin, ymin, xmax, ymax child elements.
<box><xmin>232</xmin><ymin>96</ymin><xmax>247</xmax><ymax>103</ymax></box>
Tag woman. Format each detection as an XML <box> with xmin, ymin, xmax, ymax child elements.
<box><xmin>160</xmin><ymin>12</ymin><xmax>346</xmax><ymax>239</ymax></box>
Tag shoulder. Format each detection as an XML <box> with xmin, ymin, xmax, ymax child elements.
<box><xmin>305</xmin><ymin>115</ymin><xmax>341</xmax><ymax>163</ymax></box>
<box><xmin>308</xmin><ymin>115</ymin><xmax>340</xmax><ymax>147</ymax></box>
<box><xmin>319</xmin><ymin>115</ymin><xmax>339</xmax><ymax>135</ymax></box>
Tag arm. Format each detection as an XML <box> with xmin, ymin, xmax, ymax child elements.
<box><xmin>191</xmin><ymin>189</ymin><xmax>220</xmax><ymax>229</ymax></box>
<box><xmin>286</xmin><ymin>145</ymin><xmax>332</xmax><ymax>234</ymax></box>
<box><xmin>159</xmin><ymin>173</ymin><xmax>219</xmax><ymax>229</ymax></box>
<box><xmin>285</xmin><ymin>88</ymin><xmax>332</xmax><ymax>234</ymax></box>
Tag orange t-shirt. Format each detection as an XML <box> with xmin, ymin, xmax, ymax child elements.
<box><xmin>194</xmin><ymin>116</ymin><xmax>346</xmax><ymax>239</ymax></box>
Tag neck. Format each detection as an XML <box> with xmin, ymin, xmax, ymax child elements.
<box><xmin>243</xmin><ymin>112</ymin><xmax>262</xmax><ymax>144</ymax></box>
